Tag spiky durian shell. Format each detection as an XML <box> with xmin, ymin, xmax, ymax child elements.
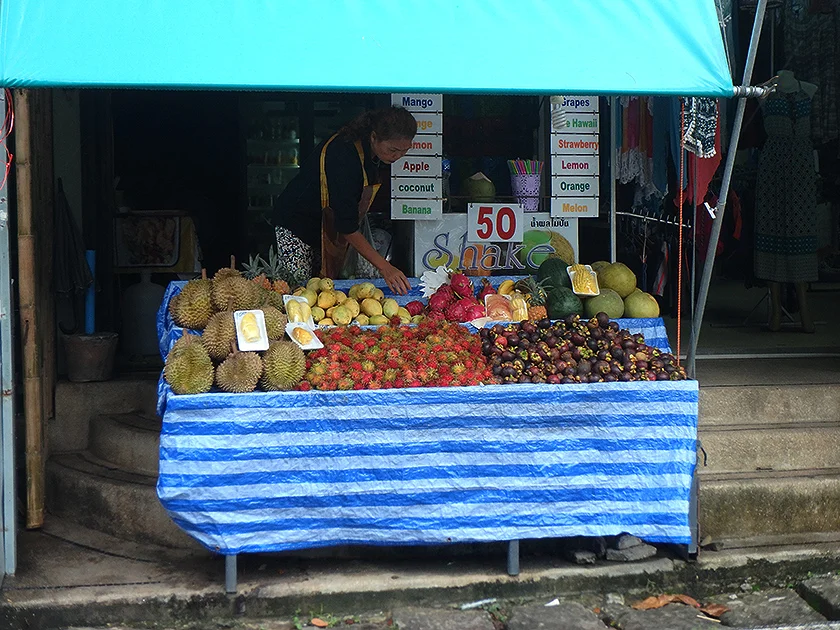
<box><xmin>261</xmin><ymin>306</ymin><xmax>288</xmax><ymax>340</ymax></box>
<box><xmin>260</xmin><ymin>287</ymin><xmax>286</xmax><ymax>311</ymax></box>
<box><xmin>171</xmin><ymin>278</ymin><xmax>214</xmax><ymax>330</ymax></box>
<box><xmin>202</xmin><ymin>312</ymin><xmax>237</xmax><ymax>361</ymax></box>
<box><xmin>164</xmin><ymin>333</ymin><xmax>214</xmax><ymax>394</ymax></box>
<box><xmin>212</xmin><ymin>276</ymin><xmax>262</xmax><ymax>311</ymax></box>
<box><xmin>212</xmin><ymin>266</ymin><xmax>242</xmax><ymax>283</ymax></box>
<box><xmin>260</xmin><ymin>341</ymin><xmax>305</xmax><ymax>391</ymax></box>
<box><xmin>168</xmin><ymin>292</ymin><xmax>182</xmax><ymax>322</ymax></box>
<box><xmin>215</xmin><ymin>351</ymin><xmax>263</xmax><ymax>393</ymax></box>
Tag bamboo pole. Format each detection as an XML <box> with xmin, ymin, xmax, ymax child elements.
<box><xmin>40</xmin><ymin>91</ymin><xmax>56</xmax><ymax>430</ymax></box>
<box><xmin>14</xmin><ymin>89</ymin><xmax>46</xmax><ymax>529</ymax></box>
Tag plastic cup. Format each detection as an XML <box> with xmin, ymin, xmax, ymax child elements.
<box><xmin>511</xmin><ymin>173</ymin><xmax>542</xmax><ymax>213</ymax></box>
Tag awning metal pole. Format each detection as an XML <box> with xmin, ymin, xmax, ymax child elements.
<box><xmin>0</xmin><ymin>88</ymin><xmax>16</xmax><ymax>576</ymax></box>
<box><xmin>610</xmin><ymin>96</ymin><xmax>618</xmax><ymax>262</ymax></box>
<box><xmin>686</xmin><ymin>0</ymin><xmax>769</xmax><ymax>377</ymax></box>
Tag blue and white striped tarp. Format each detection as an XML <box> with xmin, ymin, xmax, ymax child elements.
<box><xmin>156</xmin><ymin>380</ymin><xmax>698</xmax><ymax>555</ymax></box>
<box><xmin>156</xmin><ymin>278</ymin><xmax>695</xmax><ymax>555</ymax></box>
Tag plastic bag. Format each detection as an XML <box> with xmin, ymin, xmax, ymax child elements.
<box><xmin>340</xmin><ymin>214</ymin><xmax>387</xmax><ymax>279</ymax></box>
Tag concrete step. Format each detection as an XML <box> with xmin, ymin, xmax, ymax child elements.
<box><xmin>698</xmin><ymin>468</ymin><xmax>840</xmax><ymax>541</ymax></box>
<box><xmin>46</xmin><ymin>452</ymin><xmax>200</xmax><ymax>550</ymax></box>
<box><xmin>88</xmin><ymin>413</ymin><xmax>161</xmax><ymax>476</ymax></box>
<box><xmin>52</xmin><ymin>376</ymin><xmax>160</xmax><ymax>454</ymax></box>
<box><xmin>699</xmin><ymin>383</ymin><xmax>840</xmax><ymax>427</ymax></box>
<box><xmin>698</xmin><ymin>420</ymin><xmax>840</xmax><ymax>473</ymax></box>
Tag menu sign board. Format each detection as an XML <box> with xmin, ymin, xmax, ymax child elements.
<box><xmin>391</xmin><ymin>93</ymin><xmax>443</xmax><ymax>220</ymax></box>
<box><xmin>549</xmin><ymin>96</ymin><xmax>600</xmax><ymax>219</ymax></box>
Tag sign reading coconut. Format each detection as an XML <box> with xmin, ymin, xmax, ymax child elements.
<box><xmin>391</xmin><ymin>93</ymin><xmax>444</xmax><ymax>221</ymax></box>
<box><xmin>549</xmin><ymin>95</ymin><xmax>600</xmax><ymax>220</ymax></box>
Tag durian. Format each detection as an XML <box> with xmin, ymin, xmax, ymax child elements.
<box><xmin>261</xmin><ymin>306</ymin><xmax>287</xmax><ymax>340</ymax></box>
<box><xmin>164</xmin><ymin>333</ymin><xmax>214</xmax><ymax>395</ymax></box>
<box><xmin>261</xmin><ymin>341</ymin><xmax>305</xmax><ymax>391</ymax></box>
<box><xmin>213</xmin><ymin>255</ymin><xmax>242</xmax><ymax>283</ymax></box>
<box><xmin>260</xmin><ymin>287</ymin><xmax>285</xmax><ymax>311</ymax></box>
<box><xmin>202</xmin><ymin>312</ymin><xmax>237</xmax><ymax>361</ymax></box>
<box><xmin>212</xmin><ymin>276</ymin><xmax>262</xmax><ymax>311</ymax></box>
<box><xmin>215</xmin><ymin>350</ymin><xmax>263</xmax><ymax>393</ymax></box>
<box><xmin>171</xmin><ymin>271</ymin><xmax>214</xmax><ymax>330</ymax></box>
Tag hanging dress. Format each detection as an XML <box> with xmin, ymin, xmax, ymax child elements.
<box><xmin>753</xmin><ymin>87</ymin><xmax>818</xmax><ymax>284</ymax></box>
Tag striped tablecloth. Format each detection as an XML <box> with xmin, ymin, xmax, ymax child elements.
<box><xmin>156</xmin><ymin>380</ymin><xmax>698</xmax><ymax>555</ymax></box>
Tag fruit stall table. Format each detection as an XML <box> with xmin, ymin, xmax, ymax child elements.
<box><xmin>156</xmin><ymin>278</ymin><xmax>699</xmax><ymax>593</ymax></box>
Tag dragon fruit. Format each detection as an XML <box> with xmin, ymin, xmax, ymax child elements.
<box><xmin>405</xmin><ymin>301</ymin><xmax>425</xmax><ymax>316</ymax></box>
<box><xmin>450</xmin><ymin>273</ymin><xmax>474</xmax><ymax>299</ymax></box>
<box><xmin>445</xmin><ymin>300</ymin><xmax>467</xmax><ymax>323</ymax></box>
<box><xmin>477</xmin><ymin>279</ymin><xmax>496</xmax><ymax>302</ymax></box>
<box><xmin>425</xmin><ymin>309</ymin><xmax>446</xmax><ymax>322</ymax></box>
<box><xmin>464</xmin><ymin>302</ymin><xmax>486</xmax><ymax>321</ymax></box>
<box><xmin>427</xmin><ymin>291</ymin><xmax>451</xmax><ymax>312</ymax></box>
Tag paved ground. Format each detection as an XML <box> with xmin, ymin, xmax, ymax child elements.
<box><xmin>5</xmin><ymin>520</ymin><xmax>840</xmax><ymax>630</ymax></box>
<box><xmin>60</xmin><ymin>576</ymin><xmax>840</xmax><ymax>629</ymax></box>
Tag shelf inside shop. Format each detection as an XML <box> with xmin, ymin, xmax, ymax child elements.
<box><xmin>246</xmin><ymin>138</ymin><xmax>300</xmax><ymax>147</ymax></box>
<box><xmin>247</xmin><ymin>164</ymin><xmax>300</xmax><ymax>169</ymax></box>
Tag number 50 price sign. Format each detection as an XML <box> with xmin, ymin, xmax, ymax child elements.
<box><xmin>466</xmin><ymin>203</ymin><xmax>524</xmax><ymax>243</ymax></box>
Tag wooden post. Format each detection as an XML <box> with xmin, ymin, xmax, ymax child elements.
<box><xmin>38</xmin><ymin>91</ymin><xmax>56</xmax><ymax>431</ymax></box>
<box><xmin>14</xmin><ymin>89</ymin><xmax>46</xmax><ymax>529</ymax></box>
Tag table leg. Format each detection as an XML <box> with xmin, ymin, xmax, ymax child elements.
<box><xmin>225</xmin><ymin>554</ymin><xmax>237</xmax><ymax>594</ymax></box>
<box><xmin>688</xmin><ymin>466</ymin><xmax>699</xmax><ymax>556</ymax></box>
<box><xmin>507</xmin><ymin>540</ymin><xmax>520</xmax><ymax>576</ymax></box>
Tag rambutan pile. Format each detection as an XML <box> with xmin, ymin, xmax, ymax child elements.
<box><xmin>299</xmin><ymin>321</ymin><xmax>492</xmax><ymax>391</ymax></box>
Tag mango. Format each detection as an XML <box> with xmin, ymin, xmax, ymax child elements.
<box><xmin>372</xmin><ymin>288</ymin><xmax>385</xmax><ymax>301</ymax></box>
<box><xmin>361</xmin><ymin>298</ymin><xmax>383</xmax><ymax>317</ymax></box>
<box><xmin>353</xmin><ymin>314</ymin><xmax>370</xmax><ymax>326</ymax></box>
<box><xmin>397</xmin><ymin>307</ymin><xmax>411</xmax><ymax>324</ymax></box>
<box><xmin>306</xmin><ymin>277</ymin><xmax>321</xmax><ymax>292</ymax></box>
<box><xmin>356</xmin><ymin>282</ymin><xmax>376</xmax><ymax>300</ymax></box>
<box><xmin>368</xmin><ymin>314</ymin><xmax>389</xmax><ymax>326</ymax></box>
<box><xmin>317</xmin><ymin>290</ymin><xmax>336</xmax><ymax>309</ymax></box>
<box><xmin>333</xmin><ymin>290</ymin><xmax>347</xmax><ymax>305</ymax></box>
<box><xmin>381</xmin><ymin>298</ymin><xmax>399</xmax><ymax>319</ymax></box>
<box><xmin>300</xmin><ymin>288</ymin><xmax>318</xmax><ymax>307</ymax></box>
<box><xmin>332</xmin><ymin>305</ymin><xmax>353</xmax><ymax>326</ymax></box>
<box><xmin>343</xmin><ymin>298</ymin><xmax>360</xmax><ymax>318</ymax></box>
<box><xmin>318</xmin><ymin>278</ymin><xmax>334</xmax><ymax>292</ymax></box>
<box><xmin>310</xmin><ymin>306</ymin><xmax>326</xmax><ymax>323</ymax></box>
<box><xmin>318</xmin><ymin>318</ymin><xmax>334</xmax><ymax>326</ymax></box>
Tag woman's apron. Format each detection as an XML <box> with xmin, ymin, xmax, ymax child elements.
<box><xmin>319</xmin><ymin>134</ymin><xmax>381</xmax><ymax>278</ymax></box>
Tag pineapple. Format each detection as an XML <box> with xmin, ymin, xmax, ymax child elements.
<box><xmin>263</xmin><ymin>246</ymin><xmax>291</xmax><ymax>295</ymax></box>
<box><xmin>243</xmin><ymin>254</ymin><xmax>271</xmax><ymax>289</ymax></box>
<box><xmin>516</xmin><ymin>276</ymin><xmax>551</xmax><ymax>320</ymax></box>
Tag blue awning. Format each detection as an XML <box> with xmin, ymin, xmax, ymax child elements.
<box><xmin>0</xmin><ymin>0</ymin><xmax>733</xmax><ymax>96</ymax></box>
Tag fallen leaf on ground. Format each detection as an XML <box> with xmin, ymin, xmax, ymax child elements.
<box><xmin>700</xmin><ymin>603</ymin><xmax>730</xmax><ymax>618</ymax></box>
<box><xmin>632</xmin><ymin>593</ymin><xmax>701</xmax><ymax>610</ymax></box>
<box><xmin>673</xmin><ymin>594</ymin><xmax>701</xmax><ymax>608</ymax></box>
<box><xmin>311</xmin><ymin>618</ymin><xmax>329</xmax><ymax>628</ymax></box>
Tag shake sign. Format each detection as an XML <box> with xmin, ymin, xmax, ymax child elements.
<box><xmin>413</xmin><ymin>214</ymin><xmax>578</xmax><ymax>275</ymax></box>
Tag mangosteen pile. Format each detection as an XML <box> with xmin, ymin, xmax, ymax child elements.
<box><xmin>479</xmin><ymin>312</ymin><xmax>688</xmax><ymax>385</ymax></box>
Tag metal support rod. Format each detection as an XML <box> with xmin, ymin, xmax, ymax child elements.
<box><xmin>689</xmin><ymin>454</ymin><xmax>699</xmax><ymax>556</ymax></box>
<box><xmin>0</xmin><ymin>89</ymin><xmax>16</xmax><ymax>576</ymax></box>
<box><xmin>507</xmin><ymin>540</ymin><xmax>520</xmax><ymax>576</ymax></box>
<box><xmin>225</xmin><ymin>554</ymin><xmax>237</xmax><ymax>594</ymax></box>
<box><xmin>687</xmin><ymin>0</ymin><xmax>769</xmax><ymax>378</ymax></box>
<box><xmin>609</xmin><ymin>96</ymin><xmax>618</xmax><ymax>263</ymax></box>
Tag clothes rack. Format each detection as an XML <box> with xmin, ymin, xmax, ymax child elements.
<box><xmin>615</xmin><ymin>210</ymin><xmax>692</xmax><ymax>230</ymax></box>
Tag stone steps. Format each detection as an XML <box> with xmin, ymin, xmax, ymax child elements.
<box><xmin>45</xmin><ymin>374</ymin><xmax>840</xmax><ymax>550</ymax></box>
<box><xmin>46</xmin><ymin>452</ymin><xmax>199</xmax><ymax>550</ymax></box>
<box><xmin>88</xmin><ymin>413</ymin><xmax>161</xmax><ymax>477</ymax></box>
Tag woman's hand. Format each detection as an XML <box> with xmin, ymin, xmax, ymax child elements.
<box><xmin>380</xmin><ymin>262</ymin><xmax>411</xmax><ymax>296</ymax></box>
<box><xmin>344</xmin><ymin>231</ymin><xmax>412</xmax><ymax>295</ymax></box>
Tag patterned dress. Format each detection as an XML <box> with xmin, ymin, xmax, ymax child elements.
<box><xmin>754</xmin><ymin>89</ymin><xmax>818</xmax><ymax>284</ymax></box>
